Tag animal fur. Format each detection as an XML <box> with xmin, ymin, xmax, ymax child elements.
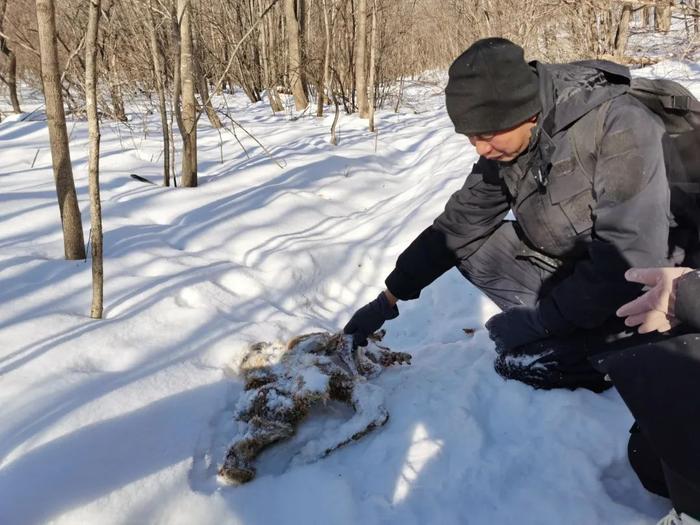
<box><xmin>218</xmin><ymin>331</ymin><xmax>411</xmax><ymax>484</ymax></box>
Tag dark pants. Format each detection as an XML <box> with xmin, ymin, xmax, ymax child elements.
<box><xmin>459</xmin><ymin>221</ymin><xmax>653</xmax><ymax>392</ymax></box>
<box><xmin>629</xmin><ymin>422</ymin><xmax>700</xmax><ymax>519</ymax></box>
<box><xmin>597</xmin><ymin>336</ymin><xmax>700</xmax><ymax>519</ymax></box>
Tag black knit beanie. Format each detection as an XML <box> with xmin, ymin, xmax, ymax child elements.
<box><xmin>445</xmin><ymin>38</ymin><xmax>541</xmax><ymax>135</ymax></box>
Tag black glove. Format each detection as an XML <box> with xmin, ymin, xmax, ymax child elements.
<box><xmin>485</xmin><ymin>305</ymin><xmax>550</xmax><ymax>354</ymax></box>
<box><xmin>344</xmin><ymin>291</ymin><xmax>399</xmax><ymax>347</ymax></box>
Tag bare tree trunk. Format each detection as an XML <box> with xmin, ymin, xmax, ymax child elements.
<box><xmin>299</xmin><ymin>0</ymin><xmax>309</xmax><ymax>92</ymax></box>
<box><xmin>330</xmin><ymin>70</ymin><xmax>340</xmax><ymax>145</ymax></box>
<box><xmin>355</xmin><ymin>0</ymin><xmax>369</xmax><ymax>118</ymax></box>
<box><xmin>258</xmin><ymin>0</ymin><xmax>281</xmax><ymax>112</ymax></box>
<box><xmin>265</xmin><ymin>6</ymin><xmax>284</xmax><ymax>112</ymax></box>
<box><xmin>603</xmin><ymin>8</ymin><xmax>615</xmax><ymax>55</ymax></box>
<box><xmin>614</xmin><ymin>2</ymin><xmax>633</xmax><ymax>57</ymax></box>
<box><xmin>107</xmin><ymin>53</ymin><xmax>127</xmax><ymax>121</ymax></box>
<box><xmin>35</xmin><ymin>0</ymin><xmax>85</xmax><ymax>260</ymax></box>
<box><xmin>317</xmin><ymin>0</ymin><xmax>333</xmax><ymax>117</ymax></box>
<box><xmin>367</xmin><ymin>0</ymin><xmax>377</xmax><ymax>131</ymax></box>
<box><xmin>197</xmin><ymin>74</ymin><xmax>222</xmax><ymax>128</ymax></box>
<box><xmin>0</xmin><ymin>0</ymin><xmax>21</xmax><ymax>113</ymax></box>
<box><xmin>642</xmin><ymin>6</ymin><xmax>652</xmax><ymax>27</ymax></box>
<box><xmin>178</xmin><ymin>0</ymin><xmax>197</xmax><ymax>187</ymax></box>
<box><xmin>169</xmin><ymin>3</ymin><xmax>182</xmax><ymax>187</ymax></box>
<box><xmin>149</xmin><ymin>0</ymin><xmax>170</xmax><ymax>186</ymax></box>
<box><xmin>284</xmin><ymin>0</ymin><xmax>308</xmax><ymax>110</ymax></box>
<box><xmin>169</xmin><ymin>95</ymin><xmax>177</xmax><ymax>187</ymax></box>
<box><xmin>394</xmin><ymin>75</ymin><xmax>404</xmax><ymax>113</ymax></box>
<box><xmin>86</xmin><ymin>0</ymin><xmax>103</xmax><ymax>318</ymax></box>
<box><xmin>171</xmin><ymin>2</ymin><xmax>184</xmax><ymax>135</ymax></box>
<box><xmin>297</xmin><ymin>0</ymin><xmax>305</xmax><ymax>41</ymax></box>
<box><xmin>656</xmin><ymin>0</ymin><xmax>672</xmax><ymax>33</ymax></box>
<box><xmin>194</xmin><ymin>58</ymin><xmax>222</xmax><ymax>128</ymax></box>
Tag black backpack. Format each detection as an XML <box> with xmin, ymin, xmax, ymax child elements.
<box><xmin>570</xmin><ymin>61</ymin><xmax>700</xmax><ymax>235</ymax></box>
<box><xmin>628</xmin><ymin>76</ymin><xmax>700</xmax><ymax>194</ymax></box>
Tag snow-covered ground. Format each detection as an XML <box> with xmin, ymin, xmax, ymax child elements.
<box><xmin>0</xmin><ymin>60</ymin><xmax>697</xmax><ymax>524</ymax></box>
<box><xmin>628</xmin><ymin>10</ymin><xmax>700</xmax><ymax>62</ymax></box>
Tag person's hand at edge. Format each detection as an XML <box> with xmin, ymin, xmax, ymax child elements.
<box><xmin>616</xmin><ymin>267</ymin><xmax>692</xmax><ymax>334</ymax></box>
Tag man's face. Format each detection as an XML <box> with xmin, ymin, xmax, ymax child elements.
<box><xmin>466</xmin><ymin>117</ymin><xmax>537</xmax><ymax>162</ymax></box>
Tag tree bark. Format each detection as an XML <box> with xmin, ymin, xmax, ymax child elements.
<box><xmin>0</xmin><ymin>0</ymin><xmax>21</xmax><ymax>113</ymax></box>
<box><xmin>170</xmin><ymin>2</ymin><xmax>184</xmax><ymax>134</ymax></box>
<box><xmin>330</xmin><ymin>70</ymin><xmax>341</xmax><ymax>145</ymax></box>
<box><xmin>178</xmin><ymin>0</ymin><xmax>197</xmax><ymax>187</ymax></box>
<box><xmin>149</xmin><ymin>0</ymin><xmax>170</xmax><ymax>186</ymax></box>
<box><xmin>317</xmin><ymin>0</ymin><xmax>333</xmax><ymax>117</ymax></box>
<box><xmin>266</xmin><ymin>5</ymin><xmax>284</xmax><ymax>112</ymax></box>
<box><xmin>614</xmin><ymin>3</ymin><xmax>633</xmax><ymax>56</ymax></box>
<box><xmin>196</xmin><ymin>73</ymin><xmax>223</xmax><ymax>128</ymax></box>
<box><xmin>170</xmin><ymin>2</ymin><xmax>182</xmax><ymax>186</ymax></box>
<box><xmin>367</xmin><ymin>0</ymin><xmax>377</xmax><ymax>131</ymax></box>
<box><xmin>284</xmin><ymin>0</ymin><xmax>308</xmax><ymax>110</ymax></box>
<box><xmin>35</xmin><ymin>0</ymin><xmax>85</xmax><ymax>260</ymax></box>
<box><xmin>86</xmin><ymin>0</ymin><xmax>103</xmax><ymax>318</ymax></box>
<box><xmin>355</xmin><ymin>0</ymin><xmax>369</xmax><ymax>118</ymax></box>
<box><xmin>97</xmin><ymin>0</ymin><xmax>125</xmax><ymax>122</ymax></box>
<box><xmin>193</xmin><ymin>36</ymin><xmax>222</xmax><ymax>129</ymax></box>
<box><xmin>107</xmin><ymin>54</ymin><xmax>127</xmax><ymax>121</ymax></box>
<box><xmin>655</xmin><ymin>0</ymin><xmax>672</xmax><ymax>33</ymax></box>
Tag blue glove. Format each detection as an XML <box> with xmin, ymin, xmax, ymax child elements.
<box><xmin>485</xmin><ymin>305</ymin><xmax>550</xmax><ymax>354</ymax></box>
<box><xmin>344</xmin><ymin>292</ymin><xmax>399</xmax><ymax>347</ymax></box>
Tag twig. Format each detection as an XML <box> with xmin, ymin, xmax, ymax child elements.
<box><xmin>218</xmin><ymin>109</ymin><xmax>286</xmax><ymax>169</ymax></box>
<box><xmin>68</xmin><ymin>121</ymin><xmax>78</xmax><ymax>142</ymax></box>
<box><xmin>217</xmin><ymin>126</ymin><xmax>224</xmax><ymax>164</ymax></box>
<box><xmin>59</xmin><ymin>34</ymin><xmax>87</xmax><ymax>86</ymax></box>
<box><xmin>290</xmin><ymin>104</ymin><xmax>310</xmax><ymax>122</ymax></box>
<box><xmin>20</xmin><ymin>104</ymin><xmax>45</xmax><ymax>122</ymax></box>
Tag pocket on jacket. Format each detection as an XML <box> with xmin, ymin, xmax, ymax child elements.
<box><xmin>547</xmin><ymin>162</ymin><xmax>593</xmax><ymax>235</ymax></box>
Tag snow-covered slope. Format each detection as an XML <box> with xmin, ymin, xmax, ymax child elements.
<box><xmin>0</xmin><ymin>65</ymin><xmax>692</xmax><ymax>524</ymax></box>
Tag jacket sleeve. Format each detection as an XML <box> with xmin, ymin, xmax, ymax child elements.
<box><xmin>385</xmin><ymin>156</ymin><xmax>510</xmax><ymax>300</ymax></box>
<box><xmin>676</xmin><ymin>270</ymin><xmax>700</xmax><ymax>331</ymax></box>
<box><xmin>537</xmin><ymin>97</ymin><xmax>674</xmax><ymax>335</ymax></box>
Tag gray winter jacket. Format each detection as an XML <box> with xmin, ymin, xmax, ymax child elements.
<box><xmin>385</xmin><ymin>61</ymin><xmax>675</xmax><ymax>338</ymax></box>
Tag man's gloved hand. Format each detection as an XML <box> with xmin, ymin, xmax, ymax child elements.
<box><xmin>344</xmin><ymin>291</ymin><xmax>399</xmax><ymax>347</ymax></box>
<box><xmin>485</xmin><ymin>305</ymin><xmax>550</xmax><ymax>354</ymax></box>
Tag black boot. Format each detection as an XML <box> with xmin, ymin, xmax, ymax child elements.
<box><xmin>494</xmin><ymin>317</ymin><xmax>667</xmax><ymax>392</ymax></box>
<box><xmin>494</xmin><ymin>334</ymin><xmax>611</xmax><ymax>392</ymax></box>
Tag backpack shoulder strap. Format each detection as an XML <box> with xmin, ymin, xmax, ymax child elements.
<box><xmin>570</xmin><ymin>99</ymin><xmax>614</xmax><ymax>181</ymax></box>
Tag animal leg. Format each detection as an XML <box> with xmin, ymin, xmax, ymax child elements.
<box><xmin>292</xmin><ymin>381</ymin><xmax>389</xmax><ymax>464</ymax></box>
<box><xmin>363</xmin><ymin>342</ymin><xmax>412</xmax><ymax>369</ymax></box>
<box><xmin>218</xmin><ymin>416</ymin><xmax>295</xmax><ymax>484</ymax></box>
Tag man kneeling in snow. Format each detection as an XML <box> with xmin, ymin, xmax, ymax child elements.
<box><xmin>344</xmin><ymin>37</ymin><xmax>694</xmax><ymax>392</ymax></box>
